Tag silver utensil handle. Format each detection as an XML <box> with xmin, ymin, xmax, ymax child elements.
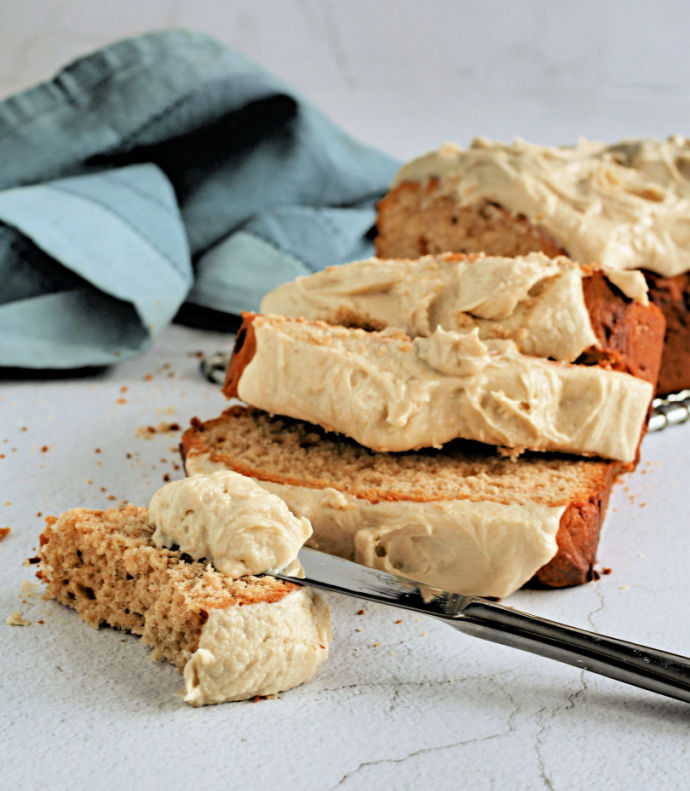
<box><xmin>447</xmin><ymin>600</ymin><xmax>690</xmax><ymax>704</ymax></box>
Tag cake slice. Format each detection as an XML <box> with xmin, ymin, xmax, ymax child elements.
<box><xmin>180</xmin><ymin>406</ymin><xmax>622</xmax><ymax>598</ymax></box>
<box><xmin>261</xmin><ymin>252</ymin><xmax>665</xmax><ymax>384</ymax></box>
<box><xmin>38</xmin><ymin>504</ymin><xmax>331</xmax><ymax>705</ymax></box>
<box><xmin>224</xmin><ymin>312</ymin><xmax>653</xmax><ymax>462</ymax></box>
<box><xmin>375</xmin><ymin>137</ymin><xmax>690</xmax><ymax>393</ymax></box>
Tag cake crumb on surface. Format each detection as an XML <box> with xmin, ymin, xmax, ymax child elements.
<box><xmin>6</xmin><ymin>612</ymin><xmax>30</xmax><ymax>626</ymax></box>
<box><xmin>0</xmin><ymin>527</ymin><xmax>10</xmax><ymax>541</ymax></box>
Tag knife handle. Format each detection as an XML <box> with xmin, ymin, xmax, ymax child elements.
<box><xmin>445</xmin><ymin>600</ymin><xmax>690</xmax><ymax>704</ymax></box>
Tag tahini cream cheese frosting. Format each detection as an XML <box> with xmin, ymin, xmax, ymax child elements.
<box><xmin>150</xmin><ymin>470</ymin><xmax>311</xmax><ymax>577</ymax></box>
<box><xmin>149</xmin><ymin>471</ymin><xmax>330</xmax><ymax>705</ymax></box>
<box><xmin>236</xmin><ymin>315</ymin><xmax>652</xmax><ymax>461</ymax></box>
<box><xmin>261</xmin><ymin>252</ymin><xmax>648</xmax><ymax>362</ymax></box>
<box><xmin>393</xmin><ymin>137</ymin><xmax>690</xmax><ymax>278</ymax></box>
<box><xmin>185</xmin><ymin>455</ymin><xmax>565</xmax><ymax>600</ymax></box>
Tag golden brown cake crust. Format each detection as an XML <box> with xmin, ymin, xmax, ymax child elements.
<box><xmin>181</xmin><ymin>407</ymin><xmax>622</xmax><ymax>588</ymax></box>
<box><xmin>643</xmin><ymin>270</ymin><xmax>690</xmax><ymax>394</ymax></box>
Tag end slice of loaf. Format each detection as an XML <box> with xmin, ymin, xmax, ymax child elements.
<box><xmin>180</xmin><ymin>406</ymin><xmax>622</xmax><ymax>590</ymax></box>
<box><xmin>377</xmin><ymin>178</ymin><xmax>679</xmax><ymax>393</ymax></box>
<box><xmin>38</xmin><ymin>505</ymin><xmax>330</xmax><ymax>704</ymax></box>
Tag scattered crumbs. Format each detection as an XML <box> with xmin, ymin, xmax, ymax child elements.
<box><xmin>373</xmin><ymin>642</ymin><xmax>381</xmax><ymax>648</ymax></box>
<box><xmin>639</xmin><ymin>502</ymin><xmax>647</xmax><ymax>508</ymax></box>
<box><xmin>620</xmin><ymin>584</ymin><xmax>629</xmax><ymax>590</ymax></box>
<box><xmin>357</xmin><ymin>609</ymin><xmax>365</xmax><ymax>615</ymax></box>
<box><xmin>0</xmin><ymin>527</ymin><xmax>10</xmax><ymax>541</ymax></box>
<box><xmin>172</xmin><ymin>463</ymin><xmax>181</xmax><ymax>471</ymax></box>
<box><xmin>5</xmin><ymin>501</ymin><xmax>11</xmax><ymax>507</ymax></box>
<box><xmin>94</xmin><ymin>448</ymin><xmax>102</xmax><ymax>454</ymax></box>
<box><xmin>116</xmin><ymin>398</ymin><xmax>127</xmax><ymax>405</ymax></box>
<box><xmin>100</xmin><ymin>486</ymin><xmax>107</xmax><ymax>493</ymax></box>
<box><xmin>601</xmin><ymin>567</ymin><xmax>612</xmax><ymax>575</ymax></box>
<box><xmin>41</xmin><ymin>445</ymin><xmax>49</xmax><ymax>453</ymax></box>
<box><xmin>355</xmin><ymin>627</ymin><xmax>363</xmax><ymax>633</ymax></box>
<box><xmin>96</xmin><ymin>461</ymin><xmax>102</xmax><ymax>467</ymax></box>
<box><xmin>107</xmin><ymin>495</ymin><xmax>117</xmax><ymax>501</ymax></box>
<box><xmin>188</xmin><ymin>350</ymin><xmax>204</xmax><ymax>359</ymax></box>
<box><xmin>420</xmin><ymin>632</ymin><xmax>426</xmax><ymax>637</ymax></box>
<box><xmin>35</xmin><ymin>512</ymin><xmax>42</xmax><ymax>518</ymax></box>
<box><xmin>167</xmin><ymin>372</ymin><xmax>175</xmax><ymax>379</ymax></box>
<box><xmin>126</xmin><ymin>452</ymin><xmax>132</xmax><ymax>459</ymax></box>
<box><xmin>116</xmin><ymin>500</ymin><xmax>129</xmax><ymax>509</ymax></box>
<box><xmin>394</xmin><ymin>619</ymin><xmax>402</xmax><ymax>624</ymax></box>
<box><xmin>163</xmin><ymin>473</ymin><xmax>171</xmax><ymax>482</ymax></box>
<box><xmin>640</xmin><ymin>469</ymin><xmax>647</xmax><ymax>475</ymax></box>
<box><xmin>121</xmin><ymin>638</ymin><xmax>126</xmax><ymax>642</ymax></box>
<box><xmin>11</xmin><ymin>448</ymin><xmax>16</xmax><ymax>453</ymax></box>
<box><xmin>120</xmin><ymin>386</ymin><xmax>128</xmax><ymax>394</ymax></box>
<box><xmin>169</xmin><ymin>446</ymin><xmax>178</xmax><ymax>453</ymax></box>
<box><xmin>6</xmin><ymin>612</ymin><xmax>30</xmax><ymax>626</ymax></box>
<box><xmin>160</xmin><ymin>458</ymin><xmax>168</xmax><ymax>464</ymax></box>
<box><xmin>86</xmin><ymin>479</ymin><xmax>93</xmax><ymax>485</ymax></box>
<box><xmin>623</xmin><ymin>486</ymin><xmax>630</xmax><ymax>493</ymax></box>
<box><xmin>21</xmin><ymin>426</ymin><xmax>28</xmax><ymax>432</ymax></box>
<box><xmin>37</xmin><ymin>620</ymin><xmax>44</xmax><ymax>625</ymax></box>
<box><xmin>163</xmin><ymin>363</ymin><xmax>171</xmax><ymax>370</ymax></box>
<box><xmin>144</xmin><ymin>374</ymin><xmax>153</xmax><ymax>382</ymax></box>
<box><xmin>136</xmin><ymin>422</ymin><xmax>181</xmax><ymax>439</ymax></box>
<box><xmin>0</xmin><ymin>454</ymin><xmax>5</xmax><ymax>459</ymax></box>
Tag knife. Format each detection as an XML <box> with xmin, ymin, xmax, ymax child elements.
<box><xmin>272</xmin><ymin>548</ymin><xmax>690</xmax><ymax>704</ymax></box>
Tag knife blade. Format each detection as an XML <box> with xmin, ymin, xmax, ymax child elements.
<box><xmin>271</xmin><ymin>547</ymin><xmax>690</xmax><ymax>704</ymax></box>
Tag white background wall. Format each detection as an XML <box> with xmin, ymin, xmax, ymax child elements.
<box><xmin>2</xmin><ymin>0</ymin><xmax>689</xmax><ymax>159</ymax></box>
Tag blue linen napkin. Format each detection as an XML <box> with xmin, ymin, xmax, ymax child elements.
<box><xmin>0</xmin><ymin>30</ymin><xmax>398</xmax><ymax>368</ymax></box>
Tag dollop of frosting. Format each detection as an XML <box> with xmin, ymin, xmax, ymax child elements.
<box><xmin>149</xmin><ymin>471</ymin><xmax>312</xmax><ymax>577</ymax></box>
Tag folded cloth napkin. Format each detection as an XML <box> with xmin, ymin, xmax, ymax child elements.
<box><xmin>0</xmin><ymin>29</ymin><xmax>398</xmax><ymax>368</ymax></box>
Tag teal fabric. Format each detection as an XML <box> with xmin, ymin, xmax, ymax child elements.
<box><xmin>0</xmin><ymin>30</ymin><xmax>398</xmax><ymax>368</ymax></box>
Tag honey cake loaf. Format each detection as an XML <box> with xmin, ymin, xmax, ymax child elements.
<box><xmin>376</xmin><ymin>137</ymin><xmax>690</xmax><ymax>393</ymax></box>
<box><xmin>261</xmin><ymin>252</ymin><xmax>665</xmax><ymax>385</ymax></box>
<box><xmin>38</xmin><ymin>505</ymin><xmax>331</xmax><ymax>706</ymax></box>
<box><xmin>180</xmin><ymin>406</ymin><xmax>622</xmax><ymax>597</ymax></box>
<box><xmin>224</xmin><ymin>312</ymin><xmax>653</xmax><ymax>462</ymax></box>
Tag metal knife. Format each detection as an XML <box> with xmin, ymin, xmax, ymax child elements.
<box><xmin>272</xmin><ymin>548</ymin><xmax>690</xmax><ymax>704</ymax></box>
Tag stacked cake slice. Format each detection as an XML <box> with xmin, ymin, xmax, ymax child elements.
<box><xmin>182</xmin><ymin>252</ymin><xmax>665</xmax><ymax>598</ymax></box>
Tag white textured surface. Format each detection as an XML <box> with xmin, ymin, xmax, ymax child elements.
<box><xmin>2</xmin><ymin>325</ymin><xmax>689</xmax><ymax>790</ymax></box>
<box><xmin>2</xmin><ymin>3</ymin><xmax>690</xmax><ymax>788</ymax></box>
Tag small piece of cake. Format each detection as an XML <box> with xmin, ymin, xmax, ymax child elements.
<box><xmin>375</xmin><ymin>137</ymin><xmax>690</xmax><ymax>394</ymax></box>
<box><xmin>38</xmin><ymin>501</ymin><xmax>331</xmax><ymax>706</ymax></box>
